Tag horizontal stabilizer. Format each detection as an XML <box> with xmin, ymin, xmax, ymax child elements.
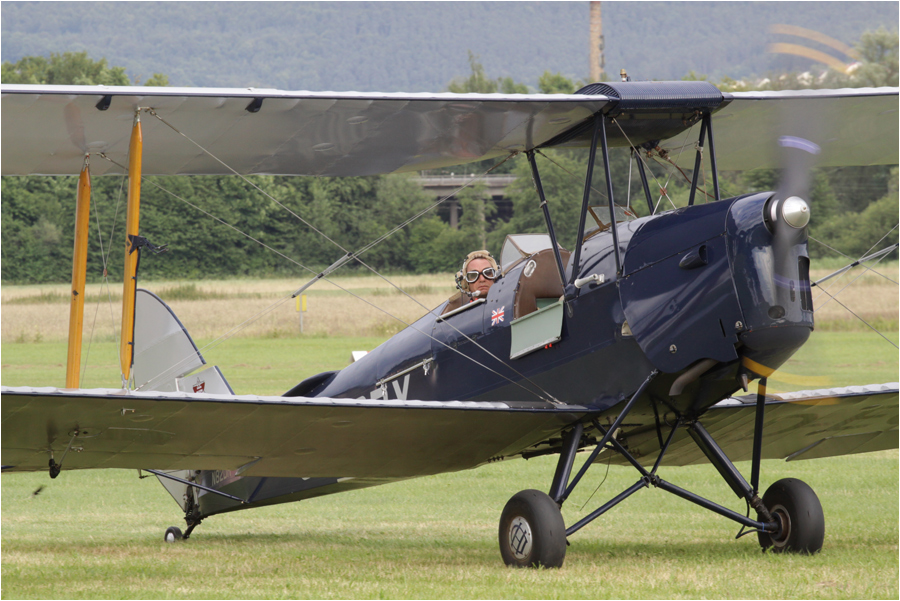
<box><xmin>176</xmin><ymin>366</ymin><xmax>234</xmax><ymax>396</ymax></box>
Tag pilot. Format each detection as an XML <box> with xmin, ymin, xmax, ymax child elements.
<box><xmin>456</xmin><ymin>250</ymin><xmax>499</xmax><ymax>300</ymax></box>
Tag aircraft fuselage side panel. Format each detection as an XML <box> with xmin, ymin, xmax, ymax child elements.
<box><xmin>307</xmin><ymin>192</ymin><xmax>816</xmax><ymax>420</ymax></box>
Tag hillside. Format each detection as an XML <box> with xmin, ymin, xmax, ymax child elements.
<box><xmin>2</xmin><ymin>2</ymin><xmax>896</xmax><ymax>91</ymax></box>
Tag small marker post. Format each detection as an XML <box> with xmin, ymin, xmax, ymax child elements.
<box><xmin>296</xmin><ymin>294</ymin><xmax>307</xmax><ymax>333</ymax></box>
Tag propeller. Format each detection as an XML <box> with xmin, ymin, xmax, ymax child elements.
<box><xmin>764</xmin><ymin>101</ymin><xmax>825</xmax><ymax>292</ymax></box>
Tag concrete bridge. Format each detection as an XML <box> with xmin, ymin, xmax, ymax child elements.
<box><xmin>412</xmin><ymin>174</ymin><xmax>518</xmax><ymax>227</ymax></box>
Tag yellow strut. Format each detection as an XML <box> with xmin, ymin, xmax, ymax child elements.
<box><xmin>65</xmin><ymin>159</ymin><xmax>92</xmax><ymax>389</ymax></box>
<box><xmin>120</xmin><ymin>111</ymin><xmax>143</xmax><ymax>384</ymax></box>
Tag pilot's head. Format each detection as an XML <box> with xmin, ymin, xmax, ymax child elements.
<box><xmin>457</xmin><ymin>250</ymin><xmax>499</xmax><ymax>298</ymax></box>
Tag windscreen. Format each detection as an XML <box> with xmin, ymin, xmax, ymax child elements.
<box><xmin>583</xmin><ymin>205</ymin><xmax>638</xmax><ymax>241</ymax></box>
<box><xmin>500</xmin><ymin>234</ymin><xmax>556</xmax><ymax>271</ymax></box>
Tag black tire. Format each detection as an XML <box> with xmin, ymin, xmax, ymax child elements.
<box><xmin>499</xmin><ymin>489</ymin><xmax>567</xmax><ymax>568</ymax></box>
<box><xmin>164</xmin><ymin>526</ymin><xmax>184</xmax><ymax>543</ymax></box>
<box><xmin>757</xmin><ymin>478</ymin><xmax>824</xmax><ymax>554</ymax></box>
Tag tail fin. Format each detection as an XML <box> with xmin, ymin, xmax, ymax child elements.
<box><xmin>133</xmin><ymin>288</ymin><xmax>234</xmax><ymax>512</ymax></box>
<box><xmin>133</xmin><ymin>288</ymin><xmax>233</xmax><ymax>394</ymax></box>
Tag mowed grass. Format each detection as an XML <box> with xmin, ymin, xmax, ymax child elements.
<box><xmin>2</xmin><ymin>327</ymin><xmax>898</xmax><ymax>598</ymax></box>
<box><xmin>0</xmin><ymin>274</ymin><xmax>459</xmax><ymax>343</ymax></box>
<box><xmin>2</xmin><ymin>331</ymin><xmax>896</xmax><ymax>397</ymax></box>
<box><xmin>0</xmin><ymin>450</ymin><xmax>897</xmax><ymax>599</ymax></box>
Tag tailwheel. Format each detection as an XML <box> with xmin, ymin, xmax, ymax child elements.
<box><xmin>499</xmin><ymin>489</ymin><xmax>567</xmax><ymax>568</ymax></box>
<box><xmin>757</xmin><ymin>478</ymin><xmax>825</xmax><ymax>554</ymax></box>
<box><xmin>164</xmin><ymin>526</ymin><xmax>184</xmax><ymax>543</ymax></box>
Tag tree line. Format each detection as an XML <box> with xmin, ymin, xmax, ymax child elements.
<box><xmin>2</xmin><ymin>3</ymin><xmax>896</xmax><ymax>91</ymax></box>
<box><xmin>2</xmin><ymin>32</ymin><xmax>897</xmax><ymax>284</ymax></box>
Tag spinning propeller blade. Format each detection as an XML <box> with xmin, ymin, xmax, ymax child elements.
<box><xmin>765</xmin><ymin>102</ymin><xmax>826</xmax><ymax>285</ymax></box>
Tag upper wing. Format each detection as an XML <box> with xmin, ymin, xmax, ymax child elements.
<box><xmin>2</xmin><ymin>84</ymin><xmax>896</xmax><ymax>178</ymax></box>
<box><xmin>0</xmin><ymin>85</ymin><xmax>610</xmax><ymax>176</ymax></box>
<box><xmin>711</xmin><ymin>88</ymin><xmax>899</xmax><ymax>170</ymax></box>
<box><xmin>611</xmin><ymin>383</ymin><xmax>899</xmax><ymax>467</ymax></box>
<box><xmin>1</xmin><ymin>386</ymin><xmax>585</xmax><ymax>478</ymax></box>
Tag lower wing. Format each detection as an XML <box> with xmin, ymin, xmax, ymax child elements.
<box><xmin>611</xmin><ymin>383</ymin><xmax>899</xmax><ymax>466</ymax></box>
<box><xmin>1</xmin><ymin>386</ymin><xmax>585</xmax><ymax>478</ymax></box>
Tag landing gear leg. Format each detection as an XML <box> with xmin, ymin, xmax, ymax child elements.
<box><xmin>165</xmin><ymin>486</ymin><xmax>203</xmax><ymax>543</ymax></box>
<box><xmin>757</xmin><ymin>478</ymin><xmax>825</xmax><ymax>554</ymax></box>
<box><xmin>499</xmin><ymin>490</ymin><xmax>567</xmax><ymax>568</ymax></box>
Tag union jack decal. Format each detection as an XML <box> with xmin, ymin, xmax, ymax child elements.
<box><xmin>491</xmin><ymin>306</ymin><xmax>505</xmax><ymax>326</ymax></box>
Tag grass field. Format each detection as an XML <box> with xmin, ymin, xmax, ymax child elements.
<box><xmin>1</xmin><ymin>450</ymin><xmax>897</xmax><ymax>599</ymax></box>
<box><xmin>2</xmin><ymin>270</ymin><xmax>898</xmax><ymax>598</ymax></box>
<box><xmin>2</xmin><ymin>263</ymin><xmax>897</xmax><ymax>344</ymax></box>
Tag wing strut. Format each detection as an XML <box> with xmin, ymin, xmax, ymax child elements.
<box><xmin>598</xmin><ymin>116</ymin><xmax>623</xmax><ymax>275</ymax></box>
<box><xmin>120</xmin><ymin>111</ymin><xmax>143</xmax><ymax>385</ymax></box>
<box><xmin>65</xmin><ymin>157</ymin><xmax>92</xmax><ymax>388</ymax></box>
<box><xmin>568</xmin><ymin>114</ymin><xmax>602</xmax><ymax>293</ymax></box>
<box><xmin>526</xmin><ymin>150</ymin><xmax>568</xmax><ymax>293</ymax></box>
<box><xmin>634</xmin><ymin>148</ymin><xmax>655</xmax><ymax>214</ymax></box>
<box><xmin>750</xmin><ymin>377</ymin><xmax>768</xmax><ymax>493</ymax></box>
<box><xmin>687</xmin><ymin>117</ymin><xmax>709</xmax><ymax>207</ymax></box>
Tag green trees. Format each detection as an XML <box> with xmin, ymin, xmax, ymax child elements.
<box><xmin>2</xmin><ymin>30</ymin><xmax>896</xmax><ymax>284</ymax></box>
<box><xmin>1</xmin><ymin>51</ymin><xmax>130</xmax><ymax>86</ymax></box>
<box><xmin>827</xmin><ymin>27</ymin><xmax>899</xmax><ymax>88</ymax></box>
<box><xmin>538</xmin><ymin>71</ymin><xmax>580</xmax><ymax>94</ymax></box>
<box><xmin>447</xmin><ymin>52</ymin><xmax>524</xmax><ymax>94</ymax></box>
<box><xmin>813</xmin><ymin>169</ymin><xmax>899</xmax><ymax>258</ymax></box>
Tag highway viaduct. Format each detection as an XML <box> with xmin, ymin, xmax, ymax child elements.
<box><xmin>412</xmin><ymin>173</ymin><xmax>518</xmax><ymax>228</ymax></box>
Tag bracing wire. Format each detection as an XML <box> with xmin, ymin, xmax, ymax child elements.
<box><xmin>95</xmin><ymin>155</ymin><xmax>559</xmax><ymax>403</ymax></box>
<box><xmin>810</xmin><ymin>235</ymin><xmax>899</xmax><ymax>286</ymax></box>
<box><xmin>578</xmin><ymin>448</ymin><xmax>614</xmax><ymax>512</ymax></box>
<box><xmin>139</xmin><ymin>109</ymin><xmax>562</xmax><ymax>402</ymax></box>
<box><xmin>611</xmin><ymin>118</ymin><xmax>697</xmax><ymax>213</ymax></box>
<box><xmin>626</xmin><ymin>150</ymin><xmax>633</xmax><ymax>211</ymax></box>
<box><xmin>814</xmin><ymin>284</ymin><xmax>898</xmax><ymax>349</ymax></box>
<box><xmin>81</xmin><ymin>156</ymin><xmax>129</xmax><ymax>387</ymax></box>
<box><xmin>812</xmin><ymin>223</ymin><xmax>900</xmax><ymax>309</ymax></box>
<box><xmin>807</xmin><ymin>226</ymin><xmax>899</xmax><ymax>350</ymax></box>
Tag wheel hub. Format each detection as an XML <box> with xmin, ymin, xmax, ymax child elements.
<box><xmin>769</xmin><ymin>505</ymin><xmax>791</xmax><ymax>549</ymax></box>
<box><xmin>508</xmin><ymin>516</ymin><xmax>533</xmax><ymax>560</ymax></box>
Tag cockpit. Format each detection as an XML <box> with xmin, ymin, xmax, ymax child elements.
<box><xmin>440</xmin><ymin>202</ymin><xmax>638</xmax><ymax>319</ymax></box>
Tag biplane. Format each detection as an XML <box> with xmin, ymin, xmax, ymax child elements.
<box><xmin>2</xmin><ymin>79</ymin><xmax>898</xmax><ymax>568</ymax></box>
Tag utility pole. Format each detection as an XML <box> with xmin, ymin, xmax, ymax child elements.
<box><xmin>589</xmin><ymin>1</ymin><xmax>606</xmax><ymax>82</ymax></box>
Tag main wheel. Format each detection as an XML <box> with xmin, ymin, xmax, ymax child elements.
<box><xmin>757</xmin><ymin>478</ymin><xmax>824</xmax><ymax>554</ymax></box>
<box><xmin>499</xmin><ymin>489</ymin><xmax>567</xmax><ymax>568</ymax></box>
<box><xmin>164</xmin><ymin>526</ymin><xmax>184</xmax><ymax>543</ymax></box>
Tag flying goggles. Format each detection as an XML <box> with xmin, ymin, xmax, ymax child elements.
<box><xmin>464</xmin><ymin>268</ymin><xmax>498</xmax><ymax>283</ymax></box>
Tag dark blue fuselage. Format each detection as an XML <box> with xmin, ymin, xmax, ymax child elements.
<box><xmin>305</xmin><ymin>192</ymin><xmax>813</xmax><ymax>416</ymax></box>
<box><xmin>201</xmin><ymin>191</ymin><xmax>814</xmax><ymax>519</ymax></box>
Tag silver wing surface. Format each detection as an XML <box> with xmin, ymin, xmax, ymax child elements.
<box><xmin>2</xmin><ymin>84</ymin><xmax>896</xmax><ymax>177</ymax></box>
<box><xmin>1</xmin><ymin>386</ymin><xmax>585</xmax><ymax>478</ymax></box>
<box><xmin>711</xmin><ymin>88</ymin><xmax>899</xmax><ymax>170</ymax></box>
<box><xmin>609</xmin><ymin>383</ymin><xmax>899</xmax><ymax>467</ymax></box>
<box><xmin>1</xmin><ymin>85</ymin><xmax>611</xmax><ymax>176</ymax></box>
